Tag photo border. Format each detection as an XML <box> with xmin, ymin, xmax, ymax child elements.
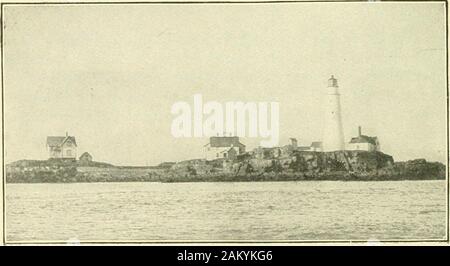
<box><xmin>0</xmin><ymin>0</ymin><xmax>448</xmax><ymax>245</ymax></box>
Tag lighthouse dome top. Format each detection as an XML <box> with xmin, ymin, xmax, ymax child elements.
<box><xmin>328</xmin><ymin>75</ymin><xmax>338</xmax><ymax>87</ymax></box>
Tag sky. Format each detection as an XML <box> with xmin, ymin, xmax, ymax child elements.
<box><xmin>2</xmin><ymin>2</ymin><xmax>447</xmax><ymax>165</ymax></box>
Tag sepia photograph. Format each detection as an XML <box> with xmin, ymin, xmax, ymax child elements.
<box><xmin>0</xmin><ymin>0</ymin><xmax>448</xmax><ymax>245</ymax></box>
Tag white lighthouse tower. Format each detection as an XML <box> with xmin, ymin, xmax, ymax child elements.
<box><xmin>322</xmin><ymin>75</ymin><xmax>345</xmax><ymax>151</ymax></box>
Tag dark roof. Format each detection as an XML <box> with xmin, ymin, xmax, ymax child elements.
<box><xmin>310</xmin><ymin>141</ymin><xmax>322</xmax><ymax>148</ymax></box>
<box><xmin>46</xmin><ymin>136</ymin><xmax>77</xmax><ymax>147</ymax></box>
<box><xmin>207</xmin><ymin>136</ymin><xmax>245</xmax><ymax>148</ymax></box>
<box><xmin>349</xmin><ymin>135</ymin><xmax>378</xmax><ymax>145</ymax></box>
<box><xmin>79</xmin><ymin>152</ymin><xmax>91</xmax><ymax>158</ymax></box>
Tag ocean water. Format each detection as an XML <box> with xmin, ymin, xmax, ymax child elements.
<box><xmin>5</xmin><ymin>180</ymin><xmax>447</xmax><ymax>242</ymax></box>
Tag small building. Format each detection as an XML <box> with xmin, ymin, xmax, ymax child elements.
<box><xmin>309</xmin><ymin>141</ymin><xmax>323</xmax><ymax>152</ymax></box>
<box><xmin>347</xmin><ymin>126</ymin><xmax>380</xmax><ymax>152</ymax></box>
<box><xmin>204</xmin><ymin>136</ymin><xmax>245</xmax><ymax>160</ymax></box>
<box><xmin>46</xmin><ymin>133</ymin><xmax>77</xmax><ymax>159</ymax></box>
<box><xmin>297</xmin><ymin>141</ymin><xmax>322</xmax><ymax>152</ymax></box>
<box><xmin>282</xmin><ymin>138</ymin><xmax>323</xmax><ymax>154</ymax></box>
<box><xmin>219</xmin><ymin>147</ymin><xmax>238</xmax><ymax>160</ymax></box>
<box><xmin>79</xmin><ymin>152</ymin><xmax>93</xmax><ymax>163</ymax></box>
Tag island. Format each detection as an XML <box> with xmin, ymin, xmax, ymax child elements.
<box><xmin>5</xmin><ymin>149</ymin><xmax>445</xmax><ymax>183</ymax></box>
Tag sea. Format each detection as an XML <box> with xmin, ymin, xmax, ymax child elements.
<box><xmin>5</xmin><ymin>180</ymin><xmax>447</xmax><ymax>243</ymax></box>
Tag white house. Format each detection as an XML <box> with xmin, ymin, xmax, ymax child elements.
<box><xmin>204</xmin><ymin>136</ymin><xmax>245</xmax><ymax>160</ymax></box>
<box><xmin>347</xmin><ymin>126</ymin><xmax>380</xmax><ymax>152</ymax></box>
<box><xmin>46</xmin><ymin>132</ymin><xmax>77</xmax><ymax>159</ymax></box>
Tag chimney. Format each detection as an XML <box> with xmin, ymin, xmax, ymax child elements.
<box><xmin>358</xmin><ymin>126</ymin><xmax>362</xmax><ymax>137</ymax></box>
<box><xmin>290</xmin><ymin>138</ymin><xmax>298</xmax><ymax>149</ymax></box>
<box><xmin>66</xmin><ymin>131</ymin><xmax>68</xmax><ymax>137</ymax></box>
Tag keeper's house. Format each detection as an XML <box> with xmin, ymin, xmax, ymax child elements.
<box><xmin>204</xmin><ymin>136</ymin><xmax>246</xmax><ymax>161</ymax></box>
<box><xmin>347</xmin><ymin>126</ymin><xmax>380</xmax><ymax>152</ymax></box>
<box><xmin>46</xmin><ymin>132</ymin><xmax>77</xmax><ymax>159</ymax></box>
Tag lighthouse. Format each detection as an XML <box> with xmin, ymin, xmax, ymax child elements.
<box><xmin>322</xmin><ymin>75</ymin><xmax>345</xmax><ymax>151</ymax></box>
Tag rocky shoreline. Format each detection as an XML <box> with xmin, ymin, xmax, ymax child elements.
<box><xmin>5</xmin><ymin>151</ymin><xmax>446</xmax><ymax>183</ymax></box>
